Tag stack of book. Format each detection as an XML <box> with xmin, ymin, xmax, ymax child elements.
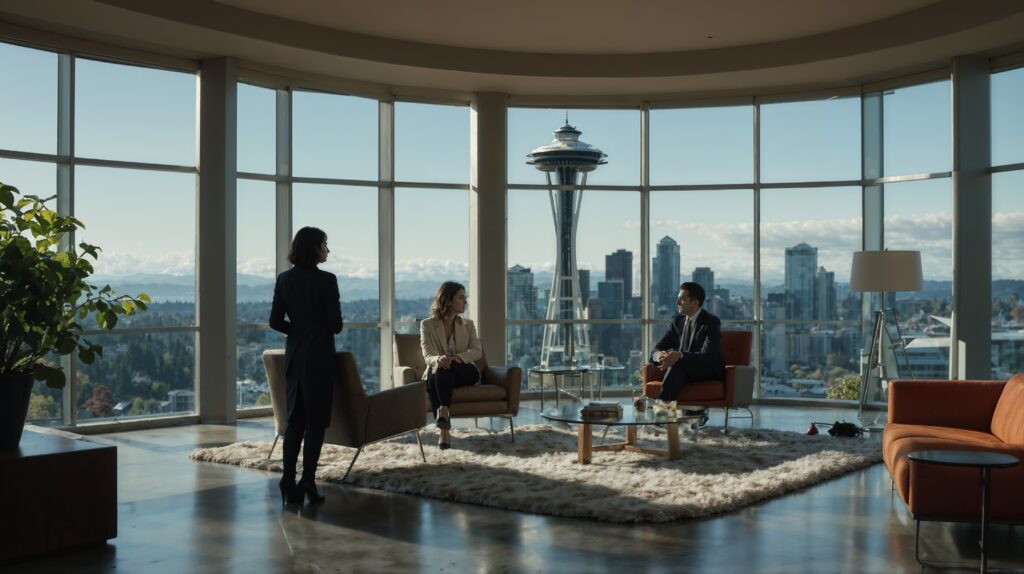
<box><xmin>580</xmin><ymin>402</ymin><xmax>623</xmax><ymax>418</ymax></box>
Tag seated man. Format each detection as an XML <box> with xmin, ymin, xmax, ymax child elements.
<box><xmin>651</xmin><ymin>282</ymin><xmax>726</xmax><ymax>424</ymax></box>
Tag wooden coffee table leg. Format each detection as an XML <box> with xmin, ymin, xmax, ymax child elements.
<box><xmin>626</xmin><ymin>425</ymin><xmax>637</xmax><ymax>446</ymax></box>
<box><xmin>667</xmin><ymin>423</ymin><xmax>681</xmax><ymax>460</ymax></box>
<box><xmin>578</xmin><ymin>423</ymin><xmax>593</xmax><ymax>464</ymax></box>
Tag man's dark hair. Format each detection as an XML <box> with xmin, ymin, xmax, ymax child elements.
<box><xmin>679</xmin><ymin>281</ymin><xmax>705</xmax><ymax>307</ymax></box>
<box><xmin>288</xmin><ymin>226</ymin><xmax>327</xmax><ymax>267</ymax></box>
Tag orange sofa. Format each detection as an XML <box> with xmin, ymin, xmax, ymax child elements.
<box><xmin>883</xmin><ymin>374</ymin><xmax>1024</xmax><ymax>521</ymax></box>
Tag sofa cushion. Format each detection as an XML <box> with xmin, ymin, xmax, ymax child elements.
<box><xmin>883</xmin><ymin>423</ymin><xmax>1002</xmax><ymax>470</ymax></box>
<box><xmin>991</xmin><ymin>373</ymin><xmax>1024</xmax><ymax>444</ymax></box>
<box><xmin>452</xmin><ymin>384</ymin><xmax>506</xmax><ymax>402</ymax></box>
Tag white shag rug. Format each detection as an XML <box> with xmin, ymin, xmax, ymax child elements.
<box><xmin>190</xmin><ymin>424</ymin><xmax>881</xmax><ymax>523</ymax></box>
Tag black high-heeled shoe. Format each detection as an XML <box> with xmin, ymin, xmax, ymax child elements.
<box><xmin>297</xmin><ymin>480</ymin><xmax>325</xmax><ymax>504</ymax></box>
<box><xmin>437</xmin><ymin>440</ymin><xmax>451</xmax><ymax>450</ymax></box>
<box><xmin>435</xmin><ymin>408</ymin><xmax>451</xmax><ymax>430</ymax></box>
<box><xmin>278</xmin><ymin>478</ymin><xmax>300</xmax><ymax>506</ymax></box>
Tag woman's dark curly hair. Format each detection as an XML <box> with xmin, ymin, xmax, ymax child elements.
<box><xmin>288</xmin><ymin>226</ymin><xmax>327</xmax><ymax>267</ymax></box>
<box><xmin>430</xmin><ymin>281</ymin><xmax>466</xmax><ymax>321</ymax></box>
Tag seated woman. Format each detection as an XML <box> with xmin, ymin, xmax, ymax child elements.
<box><xmin>420</xmin><ymin>281</ymin><xmax>482</xmax><ymax>450</ymax></box>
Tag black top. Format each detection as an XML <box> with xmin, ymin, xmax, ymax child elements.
<box><xmin>269</xmin><ymin>265</ymin><xmax>344</xmax><ymax>427</ymax></box>
<box><xmin>907</xmin><ymin>450</ymin><xmax>1020</xmax><ymax>469</ymax></box>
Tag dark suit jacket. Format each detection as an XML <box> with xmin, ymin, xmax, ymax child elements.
<box><xmin>651</xmin><ymin>309</ymin><xmax>726</xmax><ymax>381</ymax></box>
<box><xmin>269</xmin><ymin>264</ymin><xmax>344</xmax><ymax>427</ymax></box>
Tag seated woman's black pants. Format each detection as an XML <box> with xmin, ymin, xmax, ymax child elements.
<box><xmin>425</xmin><ymin>362</ymin><xmax>479</xmax><ymax>415</ymax></box>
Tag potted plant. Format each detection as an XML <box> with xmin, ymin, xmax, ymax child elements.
<box><xmin>1</xmin><ymin>181</ymin><xmax>149</xmax><ymax>449</ymax></box>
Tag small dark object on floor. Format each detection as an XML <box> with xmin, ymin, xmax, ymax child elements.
<box><xmin>827</xmin><ymin>421</ymin><xmax>863</xmax><ymax>438</ymax></box>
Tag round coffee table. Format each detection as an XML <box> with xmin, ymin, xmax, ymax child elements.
<box><xmin>907</xmin><ymin>450</ymin><xmax>1020</xmax><ymax>573</ymax></box>
<box><xmin>541</xmin><ymin>404</ymin><xmax>702</xmax><ymax>465</ymax></box>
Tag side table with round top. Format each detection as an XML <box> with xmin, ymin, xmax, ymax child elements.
<box><xmin>541</xmin><ymin>404</ymin><xmax>701</xmax><ymax>465</ymax></box>
<box><xmin>906</xmin><ymin>450</ymin><xmax>1020</xmax><ymax>573</ymax></box>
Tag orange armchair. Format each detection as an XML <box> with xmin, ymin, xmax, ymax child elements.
<box><xmin>641</xmin><ymin>330</ymin><xmax>755</xmax><ymax>431</ymax></box>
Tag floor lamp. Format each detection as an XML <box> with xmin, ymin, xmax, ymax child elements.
<box><xmin>850</xmin><ymin>250</ymin><xmax>923</xmax><ymax>427</ymax></box>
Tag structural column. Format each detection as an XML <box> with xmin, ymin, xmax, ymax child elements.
<box><xmin>197</xmin><ymin>57</ymin><xmax>237</xmax><ymax>422</ymax></box>
<box><xmin>950</xmin><ymin>56</ymin><xmax>992</xmax><ymax>379</ymax></box>
<box><xmin>470</xmin><ymin>93</ymin><xmax>508</xmax><ymax>361</ymax></box>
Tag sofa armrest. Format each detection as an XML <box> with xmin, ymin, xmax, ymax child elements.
<box><xmin>641</xmin><ymin>364</ymin><xmax>662</xmax><ymax>384</ymax></box>
<box><xmin>888</xmin><ymin>379</ymin><xmax>1005</xmax><ymax>431</ymax></box>
<box><xmin>483</xmin><ymin>365</ymin><xmax>522</xmax><ymax>415</ymax></box>
<box><xmin>364</xmin><ymin>382</ymin><xmax>428</xmax><ymax>443</ymax></box>
<box><xmin>394</xmin><ymin>366</ymin><xmax>417</xmax><ymax>387</ymax></box>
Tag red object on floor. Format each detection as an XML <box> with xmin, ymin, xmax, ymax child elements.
<box><xmin>806</xmin><ymin>423</ymin><xmax>819</xmax><ymax>435</ymax></box>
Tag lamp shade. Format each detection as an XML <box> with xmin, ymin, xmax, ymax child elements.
<box><xmin>849</xmin><ymin>250</ymin><xmax>923</xmax><ymax>292</ymax></box>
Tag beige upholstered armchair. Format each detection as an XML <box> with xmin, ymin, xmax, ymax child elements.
<box><xmin>263</xmin><ymin>350</ymin><xmax>428</xmax><ymax>480</ymax></box>
<box><xmin>393</xmin><ymin>333</ymin><xmax>521</xmax><ymax>441</ymax></box>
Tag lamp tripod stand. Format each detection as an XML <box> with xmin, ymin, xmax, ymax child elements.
<box><xmin>859</xmin><ymin>305</ymin><xmax>913</xmax><ymax>427</ymax></box>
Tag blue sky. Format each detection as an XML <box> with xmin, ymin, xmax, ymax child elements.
<box><xmin>2</xmin><ymin>41</ymin><xmax>1024</xmax><ymax>290</ymax></box>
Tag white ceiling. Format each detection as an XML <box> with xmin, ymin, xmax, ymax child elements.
<box><xmin>1</xmin><ymin>0</ymin><xmax>1023</xmax><ymax>98</ymax></box>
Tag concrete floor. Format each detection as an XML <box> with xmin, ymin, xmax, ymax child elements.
<box><xmin>4</xmin><ymin>402</ymin><xmax>1022</xmax><ymax>573</ymax></box>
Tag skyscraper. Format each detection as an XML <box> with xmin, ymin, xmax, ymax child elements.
<box><xmin>507</xmin><ymin>264</ymin><xmax>538</xmax><ymax>367</ymax></box>
<box><xmin>785</xmin><ymin>243</ymin><xmax>817</xmax><ymax>320</ymax></box>
<box><xmin>578</xmin><ymin>269</ymin><xmax>590</xmax><ymax>307</ymax></box>
<box><xmin>527</xmin><ymin>122</ymin><xmax>606</xmax><ymax>366</ymax></box>
<box><xmin>692</xmin><ymin>266</ymin><xmax>715</xmax><ymax>312</ymax></box>
<box><xmin>605</xmin><ymin>249</ymin><xmax>632</xmax><ymax>313</ymax></box>
<box><xmin>507</xmin><ymin>264</ymin><xmax>537</xmax><ymax>320</ymax></box>
<box><xmin>652</xmin><ymin>236</ymin><xmax>680</xmax><ymax>315</ymax></box>
<box><xmin>814</xmin><ymin>266</ymin><xmax>836</xmax><ymax>321</ymax></box>
<box><xmin>597</xmin><ymin>280</ymin><xmax>624</xmax><ymax>319</ymax></box>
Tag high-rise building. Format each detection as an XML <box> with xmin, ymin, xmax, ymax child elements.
<box><xmin>507</xmin><ymin>264</ymin><xmax>537</xmax><ymax>320</ymax></box>
<box><xmin>692</xmin><ymin>266</ymin><xmax>715</xmax><ymax>312</ymax></box>
<box><xmin>597</xmin><ymin>280</ymin><xmax>624</xmax><ymax>319</ymax></box>
<box><xmin>605</xmin><ymin>249</ymin><xmax>632</xmax><ymax>311</ymax></box>
<box><xmin>527</xmin><ymin>123</ymin><xmax>606</xmax><ymax>366</ymax></box>
<box><xmin>578</xmin><ymin>269</ymin><xmax>590</xmax><ymax>307</ymax></box>
<box><xmin>785</xmin><ymin>243</ymin><xmax>817</xmax><ymax>320</ymax></box>
<box><xmin>652</xmin><ymin>236</ymin><xmax>680</xmax><ymax>315</ymax></box>
<box><xmin>814</xmin><ymin>266</ymin><xmax>836</xmax><ymax>321</ymax></box>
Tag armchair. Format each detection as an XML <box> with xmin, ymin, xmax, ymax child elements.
<box><xmin>641</xmin><ymin>330</ymin><xmax>755</xmax><ymax>431</ymax></box>
<box><xmin>263</xmin><ymin>350</ymin><xmax>428</xmax><ymax>481</ymax></box>
<box><xmin>393</xmin><ymin>332</ymin><xmax>521</xmax><ymax>441</ymax></box>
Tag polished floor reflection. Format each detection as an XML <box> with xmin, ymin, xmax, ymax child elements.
<box><xmin>3</xmin><ymin>402</ymin><xmax>1022</xmax><ymax>573</ymax></box>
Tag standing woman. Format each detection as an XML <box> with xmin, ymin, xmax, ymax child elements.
<box><xmin>269</xmin><ymin>226</ymin><xmax>344</xmax><ymax>505</ymax></box>
<box><xmin>420</xmin><ymin>281</ymin><xmax>482</xmax><ymax>449</ymax></box>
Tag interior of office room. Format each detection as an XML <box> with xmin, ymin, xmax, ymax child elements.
<box><xmin>1</xmin><ymin>1</ymin><xmax>1024</xmax><ymax>572</ymax></box>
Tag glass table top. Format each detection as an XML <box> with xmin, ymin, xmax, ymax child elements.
<box><xmin>540</xmin><ymin>403</ymin><xmax>701</xmax><ymax>426</ymax></box>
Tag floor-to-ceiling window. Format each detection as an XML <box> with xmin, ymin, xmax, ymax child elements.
<box><xmin>507</xmin><ymin>107</ymin><xmax>641</xmax><ymax>393</ymax></box>
<box><xmin>759</xmin><ymin>94</ymin><xmax>863</xmax><ymax>399</ymax></box>
<box><xmin>649</xmin><ymin>104</ymin><xmax>756</xmax><ymax>389</ymax></box>
<box><xmin>991</xmin><ymin>65</ymin><xmax>1024</xmax><ymax>379</ymax></box>
<box><xmin>393</xmin><ymin>101</ymin><xmax>470</xmax><ymax>334</ymax></box>
<box><xmin>1</xmin><ymin>41</ymin><xmax>63</xmax><ymax>423</ymax></box>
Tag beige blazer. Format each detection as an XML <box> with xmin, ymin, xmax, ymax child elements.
<box><xmin>419</xmin><ymin>316</ymin><xmax>483</xmax><ymax>380</ymax></box>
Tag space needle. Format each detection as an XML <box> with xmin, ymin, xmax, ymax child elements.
<box><xmin>527</xmin><ymin>121</ymin><xmax>607</xmax><ymax>367</ymax></box>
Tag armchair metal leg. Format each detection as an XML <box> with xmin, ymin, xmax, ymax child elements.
<box><xmin>415</xmin><ymin>430</ymin><xmax>426</xmax><ymax>463</ymax></box>
<box><xmin>265</xmin><ymin>434</ymin><xmax>281</xmax><ymax>460</ymax></box>
<box><xmin>723</xmin><ymin>408</ymin><xmax>730</xmax><ymax>433</ymax></box>
<box><xmin>508</xmin><ymin>416</ymin><xmax>516</xmax><ymax>442</ymax></box>
<box><xmin>341</xmin><ymin>447</ymin><xmax>363</xmax><ymax>482</ymax></box>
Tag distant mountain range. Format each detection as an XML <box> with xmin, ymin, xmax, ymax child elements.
<box><xmin>88</xmin><ymin>272</ymin><xmax>1024</xmax><ymax>303</ymax></box>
